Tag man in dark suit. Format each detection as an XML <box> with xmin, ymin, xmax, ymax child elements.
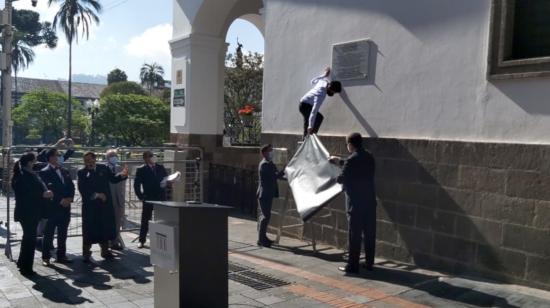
<box><xmin>39</xmin><ymin>149</ymin><xmax>75</xmax><ymax>265</ymax></box>
<box><xmin>78</xmin><ymin>152</ymin><xmax>128</xmax><ymax>262</ymax></box>
<box><xmin>256</xmin><ymin>144</ymin><xmax>284</xmax><ymax>248</ymax></box>
<box><xmin>330</xmin><ymin>132</ymin><xmax>377</xmax><ymax>274</ymax></box>
<box><xmin>134</xmin><ymin>151</ymin><xmax>168</xmax><ymax>248</ymax></box>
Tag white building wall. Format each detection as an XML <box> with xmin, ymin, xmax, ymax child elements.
<box><xmin>262</xmin><ymin>0</ymin><xmax>550</xmax><ymax>144</ymax></box>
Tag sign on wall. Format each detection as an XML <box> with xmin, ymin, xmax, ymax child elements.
<box><xmin>332</xmin><ymin>39</ymin><xmax>371</xmax><ymax>81</ymax></box>
<box><xmin>173</xmin><ymin>89</ymin><xmax>185</xmax><ymax>107</ymax></box>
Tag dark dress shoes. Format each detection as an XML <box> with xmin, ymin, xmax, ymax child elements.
<box><xmin>101</xmin><ymin>251</ymin><xmax>115</xmax><ymax>260</ymax></box>
<box><xmin>42</xmin><ymin>259</ymin><xmax>51</xmax><ymax>267</ymax></box>
<box><xmin>56</xmin><ymin>256</ymin><xmax>73</xmax><ymax>264</ymax></box>
<box><xmin>137</xmin><ymin>242</ymin><xmax>145</xmax><ymax>249</ymax></box>
<box><xmin>338</xmin><ymin>265</ymin><xmax>359</xmax><ymax>274</ymax></box>
<box><xmin>257</xmin><ymin>240</ymin><xmax>272</xmax><ymax>248</ymax></box>
<box><xmin>19</xmin><ymin>268</ymin><xmax>37</xmax><ymax>277</ymax></box>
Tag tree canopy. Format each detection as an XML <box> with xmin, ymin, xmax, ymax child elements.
<box><xmin>107</xmin><ymin>68</ymin><xmax>128</xmax><ymax>84</ymax></box>
<box><xmin>100</xmin><ymin>81</ymin><xmax>147</xmax><ymax>97</ymax></box>
<box><xmin>94</xmin><ymin>94</ymin><xmax>169</xmax><ymax>146</ymax></box>
<box><xmin>12</xmin><ymin>89</ymin><xmax>87</xmax><ymax>144</ymax></box>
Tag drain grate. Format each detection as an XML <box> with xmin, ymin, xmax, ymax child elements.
<box><xmin>228</xmin><ymin>261</ymin><xmax>290</xmax><ymax>290</ymax></box>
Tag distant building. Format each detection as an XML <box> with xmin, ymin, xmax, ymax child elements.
<box><xmin>11</xmin><ymin>77</ymin><xmax>107</xmax><ymax>106</ymax></box>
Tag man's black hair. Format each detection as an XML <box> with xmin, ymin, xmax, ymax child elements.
<box><xmin>46</xmin><ymin>148</ymin><xmax>58</xmax><ymax>161</ymax></box>
<box><xmin>346</xmin><ymin>132</ymin><xmax>363</xmax><ymax>149</ymax></box>
<box><xmin>260</xmin><ymin>144</ymin><xmax>272</xmax><ymax>155</ymax></box>
<box><xmin>330</xmin><ymin>81</ymin><xmax>342</xmax><ymax>93</ymax></box>
<box><xmin>84</xmin><ymin>151</ymin><xmax>97</xmax><ymax>159</ymax></box>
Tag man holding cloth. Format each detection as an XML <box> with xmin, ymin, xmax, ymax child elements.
<box><xmin>299</xmin><ymin>67</ymin><xmax>342</xmax><ymax>136</ymax></box>
<box><xmin>330</xmin><ymin>133</ymin><xmax>377</xmax><ymax>273</ymax></box>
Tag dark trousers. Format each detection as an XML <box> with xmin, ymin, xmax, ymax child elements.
<box><xmin>42</xmin><ymin>212</ymin><xmax>70</xmax><ymax>260</ymax></box>
<box><xmin>18</xmin><ymin>219</ymin><xmax>39</xmax><ymax>271</ymax></box>
<box><xmin>83</xmin><ymin>242</ymin><xmax>109</xmax><ymax>258</ymax></box>
<box><xmin>258</xmin><ymin>198</ymin><xmax>273</xmax><ymax>242</ymax></box>
<box><xmin>347</xmin><ymin>208</ymin><xmax>377</xmax><ymax>270</ymax></box>
<box><xmin>139</xmin><ymin>202</ymin><xmax>154</xmax><ymax>243</ymax></box>
<box><xmin>299</xmin><ymin>102</ymin><xmax>324</xmax><ymax>136</ymax></box>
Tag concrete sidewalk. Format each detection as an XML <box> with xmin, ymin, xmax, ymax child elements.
<box><xmin>0</xmin><ymin>216</ymin><xmax>550</xmax><ymax>307</ymax></box>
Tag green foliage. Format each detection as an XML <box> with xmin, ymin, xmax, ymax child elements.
<box><xmin>140</xmin><ymin>63</ymin><xmax>165</xmax><ymax>94</ymax></box>
<box><xmin>224</xmin><ymin>43</ymin><xmax>263</xmax><ymax>144</ymax></box>
<box><xmin>100</xmin><ymin>81</ymin><xmax>147</xmax><ymax>97</ymax></box>
<box><xmin>12</xmin><ymin>9</ymin><xmax>58</xmax><ymax>75</ymax></box>
<box><xmin>107</xmin><ymin>68</ymin><xmax>128</xmax><ymax>84</ymax></box>
<box><xmin>12</xmin><ymin>89</ymin><xmax>87</xmax><ymax>144</ymax></box>
<box><xmin>95</xmin><ymin>94</ymin><xmax>169</xmax><ymax>146</ymax></box>
<box><xmin>48</xmin><ymin>0</ymin><xmax>102</xmax><ymax>43</ymax></box>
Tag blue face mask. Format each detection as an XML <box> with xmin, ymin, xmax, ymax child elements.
<box><xmin>267</xmin><ymin>152</ymin><xmax>274</xmax><ymax>161</ymax></box>
<box><xmin>108</xmin><ymin>156</ymin><xmax>119</xmax><ymax>165</ymax></box>
<box><xmin>58</xmin><ymin>155</ymin><xmax>64</xmax><ymax>165</ymax></box>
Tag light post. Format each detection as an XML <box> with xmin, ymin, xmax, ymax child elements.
<box><xmin>87</xmin><ymin>100</ymin><xmax>99</xmax><ymax>146</ymax></box>
<box><xmin>1</xmin><ymin>0</ymin><xmax>38</xmax><ymax>148</ymax></box>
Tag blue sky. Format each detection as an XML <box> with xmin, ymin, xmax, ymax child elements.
<box><xmin>11</xmin><ymin>0</ymin><xmax>264</xmax><ymax>83</ymax></box>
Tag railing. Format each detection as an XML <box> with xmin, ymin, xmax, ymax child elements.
<box><xmin>208</xmin><ymin>163</ymin><xmax>257</xmax><ymax>218</ymax></box>
<box><xmin>224</xmin><ymin>112</ymin><xmax>261</xmax><ymax>146</ymax></box>
<box><xmin>1</xmin><ymin>146</ymin><xmax>203</xmax><ymax>261</ymax></box>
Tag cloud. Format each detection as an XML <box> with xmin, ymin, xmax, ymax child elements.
<box><xmin>125</xmin><ymin>23</ymin><xmax>172</xmax><ymax>64</ymax></box>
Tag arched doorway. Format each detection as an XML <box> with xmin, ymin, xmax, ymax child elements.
<box><xmin>170</xmin><ymin>0</ymin><xmax>265</xmax><ymax>147</ymax></box>
<box><xmin>223</xmin><ymin>18</ymin><xmax>264</xmax><ymax>146</ymax></box>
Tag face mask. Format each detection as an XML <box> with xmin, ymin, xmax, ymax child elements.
<box><xmin>149</xmin><ymin>156</ymin><xmax>156</xmax><ymax>164</ymax></box>
<box><xmin>58</xmin><ymin>155</ymin><xmax>65</xmax><ymax>165</ymax></box>
<box><xmin>267</xmin><ymin>152</ymin><xmax>273</xmax><ymax>161</ymax></box>
<box><xmin>108</xmin><ymin>156</ymin><xmax>119</xmax><ymax>165</ymax></box>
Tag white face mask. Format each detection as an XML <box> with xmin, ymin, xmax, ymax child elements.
<box><xmin>108</xmin><ymin>156</ymin><xmax>119</xmax><ymax>165</ymax></box>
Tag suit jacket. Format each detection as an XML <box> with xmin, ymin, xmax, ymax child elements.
<box><xmin>12</xmin><ymin>169</ymin><xmax>47</xmax><ymax>222</ymax></box>
<box><xmin>256</xmin><ymin>159</ymin><xmax>283</xmax><ymax>200</ymax></box>
<box><xmin>77</xmin><ymin>164</ymin><xmax>127</xmax><ymax>243</ymax></box>
<box><xmin>133</xmin><ymin>164</ymin><xmax>168</xmax><ymax>201</ymax></box>
<box><xmin>107</xmin><ymin>164</ymin><xmax>126</xmax><ymax>208</ymax></box>
<box><xmin>39</xmin><ymin>164</ymin><xmax>75</xmax><ymax>217</ymax></box>
<box><xmin>337</xmin><ymin>148</ymin><xmax>377</xmax><ymax>214</ymax></box>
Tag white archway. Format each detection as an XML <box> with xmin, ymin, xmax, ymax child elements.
<box><xmin>170</xmin><ymin>0</ymin><xmax>264</xmax><ymax>139</ymax></box>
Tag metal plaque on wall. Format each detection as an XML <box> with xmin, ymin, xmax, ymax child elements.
<box><xmin>173</xmin><ymin>89</ymin><xmax>185</xmax><ymax>107</ymax></box>
<box><xmin>332</xmin><ymin>39</ymin><xmax>371</xmax><ymax>81</ymax></box>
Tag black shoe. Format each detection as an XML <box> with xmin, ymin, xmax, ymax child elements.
<box><xmin>138</xmin><ymin>242</ymin><xmax>145</xmax><ymax>249</ymax></box>
<box><xmin>56</xmin><ymin>256</ymin><xmax>73</xmax><ymax>264</ymax></box>
<box><xmin>257</xmin><ymin>240</ymin><xmax>272</xmax><ymax>248</ymax></box>
<box><xmin>362</xmin><ymin>263</ymin><xmax>374</xmax><ymax>271</ymax></box>
<box><xmin>19</xmin><ymin>268</ymin><xmax>37</xmax><ymax>277</ymax></box>
<box><xmin>42</xmin><ymin>259</ymin><xmax>51</xmax><ymax>267</ymax></box>
<box><xmin>101</xmin><ymin>251</ymin><xmax>115</xmax><ymax>260</ymax></box>
<box><xmin>111</xmin><ymin>244</ymin><xmax>124</xmax><ymax>251</ymax></box>
<box><xmin>338</xmin><ymin>265</ymin><xmax>359</xmax><ymax>274</ymax></box>
<box><xmin>82</xmin><ymin>256</ymin><xmax>92</xmax><ymax>264</ymax></box>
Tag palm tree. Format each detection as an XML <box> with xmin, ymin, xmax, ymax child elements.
<box><xmin>140</xmin><ymin>63</ymin><xmax>165</xmax><ymax>95</ymax></box>
<box><xmin>48</xmin><ymin>0</ymin><xmax>102</xmax><ymax>138</ymax></box>
<box><xmin>12</xmin><ymin>37</ymin><xmax>35</xmax><ymax>104</ymax></box>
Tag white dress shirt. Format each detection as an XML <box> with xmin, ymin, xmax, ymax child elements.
<box><xmin>300</xmin><ymin>74</ymin><xmax>330</xmax><ymax>129</ymax></box>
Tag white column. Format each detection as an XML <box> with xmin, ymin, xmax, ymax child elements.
<box><xmin>170</xmin><ymin>33</ymin><xmax>227</xmax><ymax>135</ymax></box>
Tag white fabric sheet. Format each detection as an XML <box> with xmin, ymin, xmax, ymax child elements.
<box><xmin>285</xmin><ymin>135</ymin><xmax>343</xmax><ymax>221</ymax></box>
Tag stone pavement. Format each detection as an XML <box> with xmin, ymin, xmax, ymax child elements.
<box><xmin>1</xmin><ymin>216</ymin><xmax>550</xmax><ymax>307</ymax></box>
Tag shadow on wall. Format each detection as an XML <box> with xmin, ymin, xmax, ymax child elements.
<box><xmin>490</xmin><ymin>79</ymin><xmax>550</xmax><ymax>115</ymax></box>
<box><xmin>273</xmin><ymin>0</ymin><xmax>486</xmax><ymax>39</ymax></box>
<box><xmin>340</xmin><ymin>90</ymin><xmax>379</xmax><ymax>138</ymax></box>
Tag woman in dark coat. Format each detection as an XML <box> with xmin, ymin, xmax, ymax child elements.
<box><xmin>77</xmin><ymin>152</ymin><xmax>128</xmax><ymax>262</ymax></box>
<box><xmin>12</xmin><ymin>152</ymin><xmax>53</xmax><ymax>275</ymax></box>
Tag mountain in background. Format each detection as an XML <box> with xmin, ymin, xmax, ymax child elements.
<box><xmin>71</xmin><ymin>74</ymin><xmax>108</xmax><ymax>85</ymax></box>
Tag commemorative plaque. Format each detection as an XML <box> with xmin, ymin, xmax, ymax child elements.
<box><xmin>332</xmin><ymin>39</ymin><xmax>371</xmax><ymax>81</ymax></box>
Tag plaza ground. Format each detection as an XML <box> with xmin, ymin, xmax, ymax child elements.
<box><xmin>0</xmin><ymin>215</ymin><xmax>550</xmax><ymax>307</ymax></box>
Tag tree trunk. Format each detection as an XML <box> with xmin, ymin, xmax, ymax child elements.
<box><xmin>14</xmin><ymin>69</ymin><xmax>17</xmax><ymax>105</ymax></box>
<box><xmin>67</xmin><ymin>39</ymin><xmax>73</xmax><ymax>138</ymax></box>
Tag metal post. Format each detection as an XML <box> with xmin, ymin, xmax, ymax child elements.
<box><xmin>2</xmin><ymin>0</ymin><xmax>13</xmax><ymax>148</ymax></box>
